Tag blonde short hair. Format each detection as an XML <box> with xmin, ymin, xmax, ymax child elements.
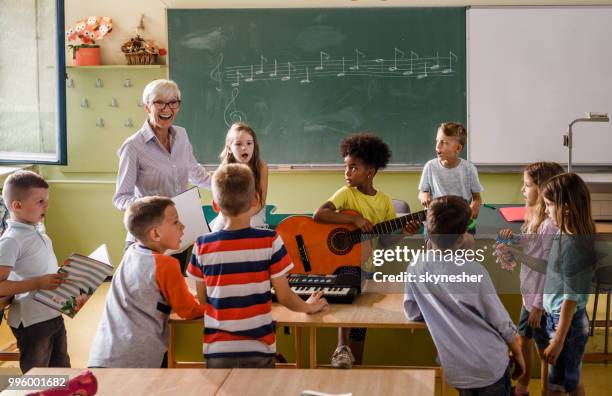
<box><xmin>142</xmin><ymin>79</ymin><xmax>181</xmax><ymax>106</ymax></box>
<box><xmin>2</xmin><ymin>170</ymin><xmax>48</xmax><ymax>208</ymax></box>
<box><xmin>124</xmin><ymin>196</ymin><xmax>174</xmax><ymax>242</ymax></box>
<box><xmin>438</xmin><ymin>122</ymin><xmax>467</xmax><ymax>147</ymax></box>
<box><xmin>213</xmin><ymin>164</ymin><xmax>255</xmax><ymax>216</ymax></box>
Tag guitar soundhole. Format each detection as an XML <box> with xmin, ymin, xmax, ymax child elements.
<box><xmin>327</xmin><ymin>228</ymin><xmax>353</xmax><ymax>255</ymax></box>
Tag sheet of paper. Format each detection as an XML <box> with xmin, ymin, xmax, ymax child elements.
<box><xmin>167</xmin><ymin>187</ymin><xmax>210</xmax><ymax>255</ymax></box>
<box><xmin>88</xmin><ymin>244</ymin><xmax>113</xmax><ymax>267</ymax></box>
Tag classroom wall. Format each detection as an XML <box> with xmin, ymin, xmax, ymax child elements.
<box><xmin>55</xmin><ymin>0</ymin><xmax>607</xmax><ymax>267</ymax></box>
<box><xmin>64</xmin><ymin>0</ymin><xmax>612</xmax><ymax>65</ymax></box>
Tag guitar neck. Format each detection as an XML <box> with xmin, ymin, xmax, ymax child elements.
<box><xmin>348</xmin><ymin>210</ymin><xmax>427</xmax><ymax>240</ymax></box>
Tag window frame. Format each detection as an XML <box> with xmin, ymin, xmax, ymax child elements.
<box><xmin>0</xmin><ymin>0</ymin><xmax>67</xmax><ymax>165</ymax></box>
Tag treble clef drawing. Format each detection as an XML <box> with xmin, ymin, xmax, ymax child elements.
<box><xmin>223</xmin><ymin>88</ymin><xmax>247</xmax><ymax>126</ymax></box>
<box><xmin>210</xmin><ymin>53</ymin><xmax>223</xmax><ymax>92</ymax></box>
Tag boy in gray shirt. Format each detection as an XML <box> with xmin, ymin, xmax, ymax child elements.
<box><xmin>418</xmin><ymin>122</ymin><xmax>483</xmax><ymax>220</ymax></box>
<box><xmin>404</xmin><ymin>196</ymin><xmax>524</xmax><ymax>395</ymax></box>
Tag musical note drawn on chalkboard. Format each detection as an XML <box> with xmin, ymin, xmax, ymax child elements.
<box><xmin>269</xmin><ymin>59</ymin><xmax>278</xmax><ymax>77</ymax></box>
<box><xmin>402</xmin><ymin>51</ymin><xmax>419</xmax><ymax>76</ymax></box>
<box><xmin>337</xmin><ymin>57</ymin><xmax>346</xmax><ymax>77</ymax></box>
<box><xmin>223</xmin><ymin>88</ymin><xmax>247</xmax><ymax>126</ymax></box>
<box><xmin>349</xmin><ymin>49</ymin><xmax>366</xmax><ymax>71</ymax></box>
<box><xmin>417</xmin><ymin>61</ymin><xmax>428</xmax><ymax>79</ymax></box>
<box><xmin>300</xmin><ymin>67</ymin><xmax>311</xmax><ymax>84</ymax></box>
<box><xmin>430</xmin><ymin>52</ymin><xmax>440</xmax><ymax>70</ymax></box>
<box><xmin>315</xmin><ymin>51</ymin><xmax>330</xmax><ymax>71</ymax></box>
<box><xmin>388</xmin><ymin>48</ymin><xmax>404</xmax><ymax>72</ymax></box>
<box><xmin>245</xmin><ymin>65</ymin><xmax>254</xmax><ymax>82</ymax></box>
<box><xmin>221</xmin><ymin>48</ymin><xmax>457</xmax><ymax>86</ymax></box>
<box><xmin>442</xmin><ymin>51</ymin><xmax>457</xmax><ymax>74</ymax></box>
<box><xmin>210</xmin><ymin>54</ymin><xmax>223</xmax><ymax>92</ymax></box>
<box><xmin>231</xmin><ymin>70</ymin><xmax>243</xmax><ymax>87</ymax></box>
<box><xmin>256</xmin><ymin>55</ymin><xmax>267</xmax><ymax>75</ymax></box>
<box><xmin>281</xmin><ymin>62</ymin><xmax>296</xmax><ymax>81</ymax></box>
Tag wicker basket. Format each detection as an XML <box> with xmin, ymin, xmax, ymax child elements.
<box><xmin>124</xmin><ymin>52</ymin><xmax>157</xmax><ymax>65</ymax></box>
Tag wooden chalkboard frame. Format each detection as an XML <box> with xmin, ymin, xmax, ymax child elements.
<box><xmin>168</xmin><ymin>7</ymin><xmax>466</xmax><ymax>167</ymax></box>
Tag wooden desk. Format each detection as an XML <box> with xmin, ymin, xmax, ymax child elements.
<box><xmin>271</xmin><ymin>281</ymin><xmax>426</xmax><ymax>369</ymax></box>
<box><xmin>217</xmin><ymin>368</ymin><xmax>435</xmax><ymax>396</ymax></box>
<box><xmin>168</xmin><ymin>281</ymin><xmax>426</xmax><ymax>369</ymax></box>
<box><xmin>0</xmin><ymin>368</ymin><xmax>435</xmax><ymax>396</ymax></box>
<box><xmin>0</xmin><ymin>368</ymin><xmax>230</xmax><ymax>396</ymax></box>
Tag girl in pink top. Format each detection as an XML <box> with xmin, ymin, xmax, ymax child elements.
<box><xmin>499</xmin><ymin>162</ymin><xmax>563</xmax><ymax>396</ymax></box>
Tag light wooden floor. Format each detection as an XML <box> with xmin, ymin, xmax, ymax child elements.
<box><xmin>1</xmin><ymin>283</ymin><xmax>612</xmax><ymax>395</ymax></box>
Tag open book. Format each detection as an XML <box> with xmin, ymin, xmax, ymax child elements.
<box><xmin>33</xmin><ymin>244</ymin><xmax>114</xmax><ymax>318</ymax></box>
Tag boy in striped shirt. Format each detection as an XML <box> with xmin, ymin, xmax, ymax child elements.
<box><xmin>188</xmin><ymin>163</ymin><xmax>328</xmax><ymax>368</ymax></box>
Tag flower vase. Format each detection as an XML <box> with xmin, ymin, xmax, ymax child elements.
<box><xmin>74</xmin><ymin>46</ymin><xmax>101</xmax><ymax>66</ymax></box>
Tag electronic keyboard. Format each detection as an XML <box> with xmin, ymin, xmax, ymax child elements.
<box><xmin>272</xmin><ymin>273</ymin><xmax>361</xmax><ymax>304</ymax></box>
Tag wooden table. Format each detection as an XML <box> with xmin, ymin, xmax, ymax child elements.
<box><xmin>271</xmin><ymin>281</ymin><xmax>426</xmax><ymax>369</ymax></box>
<box><xmin>217</xmin><ymin>368</ymin><xmax>435</xmax><ymax>396</ymax></box>
<box><xmin>168</xmin><ymin>281</ymin><xmax>426</xmax><ymax>369</ymax></box>
<box><xmin>0</xmin><ymin>368</ymin><xmax>230</xmax><ymax>395</ymax></box>
<box><xmin>0</xmin><ymin>368</ymin><xmax>435</xmax><ymax>396</ymax></box>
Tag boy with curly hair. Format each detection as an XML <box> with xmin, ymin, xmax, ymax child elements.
<box><xmin>314</xmin><ymin>132</ymin><xmax>419</xmax><ymax>368</ymax></box>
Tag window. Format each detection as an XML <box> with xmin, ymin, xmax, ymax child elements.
<box><xmin>0</xmin><ymin>0</ymin><xmax>66</xmax><ymax>164</ymax></box>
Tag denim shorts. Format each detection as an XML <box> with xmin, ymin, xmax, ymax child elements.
<box><xmin>517</xmin><ymin>305</ymin><xmax>550</xmax><ymax>350</ymax></box>
<box><xmin>545</xmin><ymin>308</ymin><xmax>589</xmax><ymax>393</ymax></box>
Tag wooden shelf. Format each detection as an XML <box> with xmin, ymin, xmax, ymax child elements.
<box><xmin>66</xmin><ymin>65</ymin><xmax>165</xmax><ymax>69</ymax></box>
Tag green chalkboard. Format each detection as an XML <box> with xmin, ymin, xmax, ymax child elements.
<box><xmin>168</xmin><ymin>8</ymin><xmax>466</xmax><ymax>166</ymax></box>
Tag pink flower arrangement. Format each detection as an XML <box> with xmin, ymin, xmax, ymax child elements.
<box><xmin>66</xmin><ymin>16</ymin><xmax>113</xmax><ymax>58</ymax></box>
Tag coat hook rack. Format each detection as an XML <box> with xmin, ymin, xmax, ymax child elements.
<box><xmin>123</xmin><ymin>78</ymin><xmax>132</xmax><ymax>88</ymax></box>
<box><xmin>96</xmin><ymin>117</ymin><xmax>105</xmax><ymax>127</ymax></box>
<box><xmin>67</xmin><ymin>79</ymin><xmax>75</xmax><ymax>88</ymax></box>
<box><xmin>110</xmin><ymin>98</ymin><xmax>118</xmax><ymax>107</ymax></box>
<box><xmin>124</xmin><ymin>118</ymin><xmax>134</xmax><ymax>128</ymax></box>
<box><xmin>81</xmin><ymin>98</ymin><xmax>89</xmax><ymax>108</ymax></box>
<box><xmin>95</xmin><ymin>78</ymin><xmax>104</xmax><ymax>88</ymax></box>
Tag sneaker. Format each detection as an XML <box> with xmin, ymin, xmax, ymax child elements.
<box><xmin>331</xmin><ymin>345</ymin><xmax>355</xmax><ymax>369</ymax></box>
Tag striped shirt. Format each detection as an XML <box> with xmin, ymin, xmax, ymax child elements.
<box><xmin>188</xmin><ymin>228</ymin><xmax>293</xmax><ymax>358</ymax></box>
<box><xmin>113</xmin><ymin>121</ymin><xmax>211</xmax><ymax>211</ymax></box>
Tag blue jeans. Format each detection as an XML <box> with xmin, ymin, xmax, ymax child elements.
<box><xmin>457</xmin><ymin>364</ymin><xmax>511</xmax><ymax>396</ymax></box>
<box><xmin>545</xmin><ymin>308</ymin><xmax>589</xmax><ymax>393</ymax></box>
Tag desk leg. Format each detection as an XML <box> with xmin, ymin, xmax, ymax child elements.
<box><xmin>168</xmin><ymin>322</ymin><xmax>176</xmax><ymax>368</ymax></box>
<box><xmin>294</xmin><ymin>327</ymin><xmax>302</xmax><ymax>368</ymax></box>
<box><xmin>439</xmin><ymin>367</ymin><xmax>446</xmax><ymax>396</ymax></box>
<box><xmin>309</xmin><ymin>327</ymin><xmax>317</xmax><ymax>368</ymax></box>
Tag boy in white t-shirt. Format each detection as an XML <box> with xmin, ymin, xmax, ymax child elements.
<box><xmin>0</xmin><ymin>171</ymin><xmax>69</xmax><ymax>373</ymax></box>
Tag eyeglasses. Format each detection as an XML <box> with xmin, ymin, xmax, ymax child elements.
<box><xmin>152</xmin><ymin>100</ymin><xmax>181</xmax><ymax>110</ymax></box>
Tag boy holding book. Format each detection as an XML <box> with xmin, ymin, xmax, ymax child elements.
<box><xmin>88</xmin><ymin>196</ymin><xmax>205</xmax><ymax>368</ymax></box>
<box><xmin>0</xmin><ymin>170</ymin><xmax>70</xmax><ymax>373</ymax></box>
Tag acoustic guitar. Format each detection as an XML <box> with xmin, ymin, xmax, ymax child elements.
<box><xmin>276</xmin><ymin>210</ymin><xmax>427</xmax><ymax>274</ymax></box>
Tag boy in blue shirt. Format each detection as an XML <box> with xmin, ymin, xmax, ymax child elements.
<box><xmin>418</xmin><ymin>122</ymin><xmax>483</xmax><ymax>221</ymax></box>
<box><xmin>0</xmin><ymin>171</ymin><xmax>69</xmax><ymax>373</ymax></box>
<box><xmin>404</xmin><ymin>195</ymin><xmax>524</xmax><ymax>395</ymax></box>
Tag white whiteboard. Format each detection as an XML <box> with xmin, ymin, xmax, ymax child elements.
<box><xmin>467</xmin><ymin>6</ymin><xmax>612</xmax><ymax>166</ymax></box>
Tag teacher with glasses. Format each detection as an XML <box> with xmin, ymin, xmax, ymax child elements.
<box><xmin>113</xmin><ymin>79</ymin><xmax>211</xmax><ymax>272</ymax></box>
